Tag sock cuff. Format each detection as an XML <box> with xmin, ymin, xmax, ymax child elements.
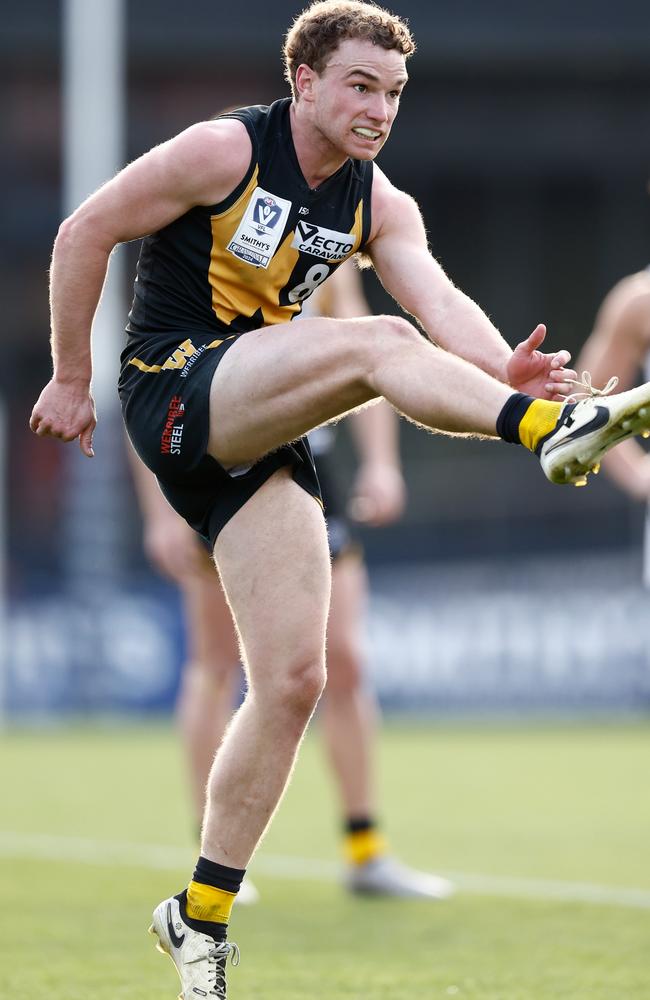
<box><xmin>496</xmin><ymin>392</ymin><xmax>534</xmax><ymax>444</ymax></box>
<box><xmin>344</xmin><ymin>816</ymin><xmax>377</xmax><ymax>835</ymax></box>
<box><xmin>192</xmin><ymin>855</ymin><xmax>246</xmax><ymax>895</ymax></box>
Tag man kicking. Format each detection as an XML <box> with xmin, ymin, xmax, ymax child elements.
<box><xmin>30</xmin><ymin>2</ymin><xmax>650</xmax><ymax>996</ymax></box>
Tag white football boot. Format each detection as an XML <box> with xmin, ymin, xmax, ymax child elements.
<box><xmin>149</xmin><ymin>895</ymin><xmax>240</xmax><ymax>999</ymax></box>
<box><xmin>346</xmin><ymin>855</ymin><xmax>455</xmax><ymax>899</ymax></box>
<box><xmin>538</xmin><ymin>374</ymin><xmax>650</xmax><ymax>486</ymax></box>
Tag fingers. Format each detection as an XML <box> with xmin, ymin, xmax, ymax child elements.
<box><xmin>526</xmin><ymin>323</ymin><xmax>547</xmax><ymax>349</ymax></box>
<box><xmin>550</xmin><ymin>350</ymin><xmax>572</xmax><ymax>369</ymax></box>
<box><xmin>79</xmin><ymin>424</ymin><xmax>95</xmax><ymax>458</ymax></box>
<box><xmin>30</xmin><ymin>410</ymin><xmax>96</xmax><ymax>456</ymax></box>
<box><xmin>347</xmin><ymin>495</ymin><xmax>377</xmax><ymax>524</ymax></box>
<box><xmin>348</xmin><ymin>493</ymin><xmax>403</xmax><ymax>527</ymax></box>
<box><xmin>545</xmin><ymin>365</ymin><xmax>577</xmax><ymax>397</ymax></box>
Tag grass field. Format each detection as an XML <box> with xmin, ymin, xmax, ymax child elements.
<box><xmin>1</xmin><ymin>719</ymin><xmax>650</xmax><ymax>999</ymax></box>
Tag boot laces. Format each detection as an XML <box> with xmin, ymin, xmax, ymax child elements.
<box><xmin>208</xmin><ymin>941</ymin><xmax>240</xmax><ymax>997</ymax></box>
<box><xmin>566</xmin><ymin>370</ymin><xmax>618</xmax><ymax>404</ymax></box>
<box><xmin>186</xmin><ymin>940</ymin><xmax>240</xmax><ymax>998</ymax></box>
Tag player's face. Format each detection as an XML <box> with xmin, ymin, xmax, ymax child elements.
<box><xmin>310</xmin><ymin>38</ymin><xmax>407</xmax><ymax>160</ymax></box>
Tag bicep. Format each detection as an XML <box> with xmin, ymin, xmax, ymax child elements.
<box><xmin>67</xmin><ymin>121</ymin><xmax>251</xmax><ymax>250</ymax></box>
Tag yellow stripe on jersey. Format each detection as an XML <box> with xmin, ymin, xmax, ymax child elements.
<box><xmin>209</xmin><ymin>172</ymin><xmax>366</xmax><ymax>329</ymax></box>
<box><xmin>347</xmin><ymin>198</ymin><xmax>364</xmax><ymax>261</ymax></box>
<box><xmin>209</xmin><ymin>169</ymin><xmax>300</xmax><ymax>328</ymax></box>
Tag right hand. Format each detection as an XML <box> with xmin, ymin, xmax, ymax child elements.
<box><xmin>30</xmin><ymin>378</ymin><xmax>96</xmax><ymax>457</ymax></box>
<box><xmin>347</xmin><ymin>461</ymin><xmax>407</xmax><ymax>527</ymax></box>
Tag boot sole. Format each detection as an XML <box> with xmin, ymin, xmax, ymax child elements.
<box><xmin>546</xmin><ymin>402</ymin><xmax>650</xmax><ymax>486</ymax></box>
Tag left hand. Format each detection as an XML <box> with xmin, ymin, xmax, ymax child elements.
<box><xmin>347</xmin><ymin>462</ymin><xmax>406</xmax><ymax>527</ymax></box>
<box><xmin>506</xmin><ymin>324</ymin><xmax>577</xmax><ymax>400</ymax></box>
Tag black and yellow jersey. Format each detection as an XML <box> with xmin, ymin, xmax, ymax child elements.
<box><xmin>125</xmin><ymin>98</ymin><xmax>373</xmax><ymax>348</ymax></box>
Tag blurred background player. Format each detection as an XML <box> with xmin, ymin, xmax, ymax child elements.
<box><xmin>129</xmin><ymin>260</ymin><xmax>455</xmax><ymax>901</ymax></box>
<box><xmin>576</xmin><ymin>245</ymin><xmax>650</xmax><ymax>584</ymax></box>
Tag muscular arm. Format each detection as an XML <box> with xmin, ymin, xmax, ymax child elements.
<box><xmin>30</xmin><ymin>119</ymin><xmax>252</xmax><ymax>452</ymax></box>
<box><xmin>366</xmin><ymin>168</ymin><xmax>573</xmax><ymax>396</ymax></box>
<box><xmin>576</xmin><ymin>275</ymin><xmax>650</xmax><ymax>500</ymax></box>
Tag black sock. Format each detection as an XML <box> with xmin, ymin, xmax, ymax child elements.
<box><xmin>344</xmin><ymin>816</ymin><xmax>377</xmax><ymax>834</ymax></box>
<box><xmin>496</xmin><ymin>393</ymin><xmax>535</xmax><ymax>444</ymax></box>
<box><xmin>192</xmin><ymin>855</ymin><xmax>245</xmax><ymax>894</ymax></box>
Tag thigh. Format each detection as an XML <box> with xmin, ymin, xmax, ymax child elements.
<box><xmin>213</xmin><ymin>467</ymin><xmax>332</xmax><ymax>684</ymax></box>
<box><xmin>208</xmin><ymin>315</ymin><xmax>384</xmax><ymax>468</ymax></box>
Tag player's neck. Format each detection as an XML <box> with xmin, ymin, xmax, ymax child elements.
<box><xmin>289</xmin><ymin>103</ymin><xmax>349</xmax><ymax>191</ymax></box>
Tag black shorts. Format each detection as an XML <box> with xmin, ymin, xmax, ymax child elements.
<box><xmin>118</xmin><ymin>330</ymin><xmax>323</xmax><ymax>547</ymax></box>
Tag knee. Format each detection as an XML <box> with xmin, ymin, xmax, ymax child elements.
<box><xmin>273</xmin><ymin>655</ymin><xmax>327</xmax><ymax>719</ymax></box>
<box><xmin>362</xmin><ymin>315</ymin><xmax>421</xmax><ymax>379</ymax></box>
<box><xmin>376</xmin><ymin>314</ymin><xmax>420</xmax><ymax>345</ymax></box>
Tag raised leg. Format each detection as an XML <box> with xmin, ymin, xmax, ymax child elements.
<box><xmin>208</xmin><ymin>315</ymin><xmax>512</xmax><ymax>469</ymax></box>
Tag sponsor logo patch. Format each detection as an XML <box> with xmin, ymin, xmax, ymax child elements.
<box><xmin>227</xmin><ymin>187</ymin><xmax>292</xmax><ymax>268</ymax></box>
<box><xmin>160</xmin><ymin>395</ymin><xmax>185</xmax><ymax>456</ymax></box>
<box><xmin>291</xmin><ymin>221</ymin><xmax>356</xmax><ymax>261</ymax></box>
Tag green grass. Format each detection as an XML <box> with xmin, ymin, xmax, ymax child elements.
<box><xmin>1</xmin><ymin>720</ymin><xmax>650</xmax><ymax>998</ymax></box>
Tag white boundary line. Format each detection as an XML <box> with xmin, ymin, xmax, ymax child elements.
<box><xmin>1</xmin><ymin>832</ymin><xmax>650</xmax><ymax>910</ymax></box>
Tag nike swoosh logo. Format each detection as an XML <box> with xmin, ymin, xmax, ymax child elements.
<box><xmin>166</xmin><ymin>902</ymin><xmax>185</xmax><ymax>948</ymax></box>
<box><xmin>543</xmin><ymin>406</ymin><xmax>609</xmax><ymax>456</ymax></box>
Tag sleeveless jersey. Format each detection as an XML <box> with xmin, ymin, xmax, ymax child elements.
<box><xmin>125</xmin><ymin>98</ymin><xmax>374</xmax><ymax>348</ymax></box>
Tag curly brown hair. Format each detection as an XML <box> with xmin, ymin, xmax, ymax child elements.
<box><xmin>283</xmin><ymin>1</ymin><xmax>415</xmax><ymax>100</ymax></box>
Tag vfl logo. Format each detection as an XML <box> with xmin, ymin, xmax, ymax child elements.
<box><xmin>291</xmin><ymin>221</ymin><xmax>355</xmax><ymax>261</ymax></box>
<box><xmin>166</xmin><ymin>902</ymin><xmax>186</xmax><ymax>949</ymax></box>
<box><xmin>252</xmin><ymin>196</ymin><xmax>282</xmax><ymax>233</ymax></box>
<box><xmin>227</xmin><ymin>186</ymin><xmax>292</xmax><ymax>269</ymax></box>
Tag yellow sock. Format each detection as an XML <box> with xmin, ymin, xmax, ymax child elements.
<box><xmin>343</xmin><ymin>827</ymin><xmax>388</xmax><ymax>867</ymax></box>
<box><xmin>186</xmin><ymin>880</ymin><xmax>237</xmax><ymax>924</ymax></box>
<box><xmin>518</xmin><ymin>398</ymin><xmax>562</xmax><ymax>452</ymax></box>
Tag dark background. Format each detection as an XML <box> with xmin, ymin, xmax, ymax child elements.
<box><xmin>3</xmin><ymin>0</ymin><xmax>650</xmax><ymax>592</ymax></box>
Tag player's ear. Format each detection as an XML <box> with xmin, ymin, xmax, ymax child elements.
<box><xmin>295</xmin><ymin>63</ymin><xmax>316</xmax><ymax>102</ymax></box>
